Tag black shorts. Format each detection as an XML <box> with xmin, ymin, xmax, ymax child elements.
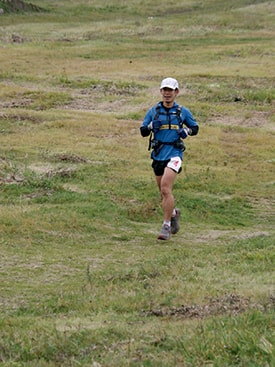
<box><xmin>152</xmin><ymin>160</ymin><xmax>169</xmax><ymax>176</ymax></box>
<box><xmin>152</xmin><ymin>159</ymin><xmax>182</xmax><ymax>176</ymax></box>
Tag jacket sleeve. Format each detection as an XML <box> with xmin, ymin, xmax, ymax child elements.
<box><xmin>140</xmin><ymin>125</ymin><xmax>151</xmax><ymax>137</ymax></box>
<box><xmin>182</xmin><ymin>108</ymin><xmax>199</xmax><ymax>136</ymax></box>
<box><xmin>140</xmin><ymin>108</ymin><xmax>154</xmax><ymax>137</ymax></box>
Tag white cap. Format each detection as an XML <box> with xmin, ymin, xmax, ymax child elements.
<box><xmin>160</xmin><ymin>77</ymin><xmax>179</xmax><ymax>90</ymax></box>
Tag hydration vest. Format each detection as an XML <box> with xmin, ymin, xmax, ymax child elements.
<box><xmin>148</xmin><ymin>104</ymin><xmax>185</xmax><ymax>152</ymax></box>
<box><xmin>154</xmin><ymin>104</ymin><xmax>184</xmax><ymax>128</ymax></box>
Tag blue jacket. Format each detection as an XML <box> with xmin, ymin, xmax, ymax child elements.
<box><xmin>140</xmin><ymin>102</ymin><xmax>199</xmax><ymax>161</ymax></box>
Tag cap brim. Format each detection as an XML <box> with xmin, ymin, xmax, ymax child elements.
<box><xmin>160</xmin><ymin>85</ymin><xmax>177</xmax><ymax>90</ymax></box>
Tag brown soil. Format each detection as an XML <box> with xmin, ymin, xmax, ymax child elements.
<box><xmin>143</xmin><ymin>293</ymin><xmax>275</xmax><ymax>319</ymax></box>
<box><xmin>209</xmin><ymin>111</ymin><xmax>274</xmax><ymax>130</ymax></box>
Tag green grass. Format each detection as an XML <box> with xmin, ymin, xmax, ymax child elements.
<box><xmin>0</xmin><ymin>0</ymin><xmax>274</xmax><ymax>366</ymax></box>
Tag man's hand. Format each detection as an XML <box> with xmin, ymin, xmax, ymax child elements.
<box><xmin>148</xmin><ymin>120</ymin><xmax>161</xmax><ymax>133</ymax></box>
<box><xmin>178</xmin><ymin>127</ymin><xmax>192</xmax><ymax>139</ymax></box>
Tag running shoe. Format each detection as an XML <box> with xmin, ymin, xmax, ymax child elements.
<box><xmin>171</xmin><ymin>208</ymin><xmax>181</xmax><ymax>234</ymax></box>
<box><xmin>157</xmin><ymin>224</ymin><xmax>171</xmax><ymax>240</ymax></box>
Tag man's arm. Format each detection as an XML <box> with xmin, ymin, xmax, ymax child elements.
<box><xmin>182</xmin><ymin>108</ymin><xmax>199</xmax><ymax>136</ymax></box>
<box><xmin>140</xmin><ymin>125</ymin><xmax>152</xmax><ymax>137</ymax></box>
<box><xmin>140</xmin><ymin>108</ymin><xmax>154</xmax><ymax>137</ymax></box>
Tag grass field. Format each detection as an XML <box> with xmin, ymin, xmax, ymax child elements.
<box><xmin>0</xmin><ymin>0</ymin><xmax>274</xmax><ymax>366</ymax></box>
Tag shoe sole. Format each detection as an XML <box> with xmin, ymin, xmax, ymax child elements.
<box><xmin>157</xmin><ymin>235</ymin><xmax>170</xmax><ymax>240</ymax></box>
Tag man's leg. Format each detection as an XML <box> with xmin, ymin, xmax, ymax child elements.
<box><xmin>155</xmin><ymin>167</ymin><xmax>177</xmax><ymax>239</ymax></box>
<box><xmin>159</xmin><ymin>167</ymin><xmax>177</xmax><ymax>221</ymax></box>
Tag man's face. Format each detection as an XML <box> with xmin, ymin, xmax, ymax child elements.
<box><xmin>160</xmin><ymin>87</ymin><xmax>178</xmax><ymax>104</ymax></box>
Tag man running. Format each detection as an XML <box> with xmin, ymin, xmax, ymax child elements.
<box><xmin>140</xmin><ymin>77</ymin><xmax>199</xmax><ymax>240</ymax></box>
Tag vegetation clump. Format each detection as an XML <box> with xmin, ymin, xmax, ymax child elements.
<box><xmin>0</xmin><ymin>0</ymin><xmax>44</xmax><ymax>13</ymax></box>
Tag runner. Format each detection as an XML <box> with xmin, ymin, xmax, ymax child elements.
<box><xmin>140</xmin><ymin>77</ymin><xmax>199</xmax><ymax>240</ymax></box>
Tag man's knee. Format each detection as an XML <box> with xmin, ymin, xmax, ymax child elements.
<box><xmin>160</xmin><ymin>185</ymin><xmax>172</xmax><ymax>198</ymax></box>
